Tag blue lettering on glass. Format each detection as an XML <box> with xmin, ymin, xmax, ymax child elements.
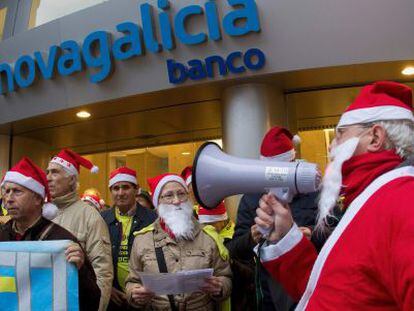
<box><xmin>14</xmin><ymin>55</ymin><xmax>36</xmax><ymax>88</ymax></box>
<box><xmin>244</xmin><ymin>48</ymin><xmax>266</xmax><ymax>70</ymax></box>
<box><xmin>0</xmin><ymin>64</ymin><xmax>14</xmax><ymax>94</ymax></box>
<box><xmin>57</xmin><ymin>40</ymin><xmax>83</xmax><ymax>76</ymax></box>
<box><xmin>223</xmin><ymin>0</ymin><xmax>260</xmax><ymax>36</ymax></box>
<box><xmin>34</xmin><ymin>46</ymin><xmax>60</xmax><ymax>80</ymax></box>
<box><xmin>167</xmin><ymin>48</ymin><xmax>266</xmax><ymax>84</ymax></box>
<box><xmin>226</xmin><ymin>51</ymin><xmax>246</xmax><ymax>74</ymax></box>
<box><xmin>158</xmin><ymin>0</ymin><xmax>175</xmax><ymax>50</ymax></box>
<box><xmin>82</xmin><ymin>31</ymin><xmax>113</xmax><ymax>83</ymax></box>
<box><xmin>112</xmin><ymin>22</ymin><xmax>143</xmax><ymax>60</ymax></box>
<box><xmin>205</xmin><ymin>1</ymin><xmax>221</xmax><ymax>41</ymax></box>
<box><xmin>0</xmin><ymin>0</ymin><xmax>263</xmax><ymax>94</ymax></box>
<box><xmin>175</xmin><ymin>5</ymin><xmax>207</xmax><ymax>45</ymax></box>
<box><xmin>140</xmin><ymin>3</ymin><xmax>161</xmax><ymax>53</ymax></box>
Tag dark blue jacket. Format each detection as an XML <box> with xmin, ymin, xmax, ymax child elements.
<box><xmin>101</xmin><ymin>204</ymin><xmax>157</xmax><ymax>290</ymax></box>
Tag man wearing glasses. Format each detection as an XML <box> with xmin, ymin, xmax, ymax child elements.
<box><xmin>255</xmin><ymin>81</ymin><xmax>414</xmax><ymax>309</ymax></box>
<box><xmin>125</xmin><ymin>173</ymin><xmax>232</xmax><ymax>311</ymax></box>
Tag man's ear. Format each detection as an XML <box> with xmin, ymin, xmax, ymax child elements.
<box><xmin>68</xmin><ymin>175</ymin><xmax>78</xmax><ymax>191</ymax></box>
<box><xmin>367</xmin><ymin>124</ymin><xmax>387</xmax><ymax>152</ymax></box>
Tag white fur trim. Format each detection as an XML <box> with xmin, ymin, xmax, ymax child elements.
<box><xmin>50</xmin><ymin>157</ymin><xmax>78</xmax><ymax>175</ymax></box>
<box><xmin>198</xmin><ymin>213</ymin><xmax>228</xmax><ymax>224</ymax></box>
<box><xmin>185</xmin><ymin>175</ymin><xmax>192</xmax><ymax>186</ymax></box>
<box><xmin>109</xmin><ymin>173</ymin><xmax>137</xmax><ymax>188</ymax></box>
<box><xmin>91</xmin><ymin>165</ymin><xmax>99</xmax><ymax>174</ymax></box>
<box><xmin>2</xmin><ymin>171</ymin><xmax>45</xmax><ymax>198</ymax></box>
<box><xmin>42</xmin><ymin>202</ymin><xmax>58</xmax><ymax>220</ymax></box>
<box><xmin>296</xmin><ymin>166</ymin><xmax>414</xmax><ymax>310</ymax></box>
<box><xmin>338</xmin><ymin>105</ymin><xmax>414</xmax><ymax>127</ymax></box>
<box><xmin>153</xmin><ymin>175</ymin><xmax>188</xmax><ymax>208</ymax></box>
<box><xmin>259</xmin><ymin>224</ymin><xmax>303</xmax><ymax>262</ymax></box>
<box><xmin>260</xmin><ymin>149</ymin><xmax>295</xmax><ymax>162</ymax></box>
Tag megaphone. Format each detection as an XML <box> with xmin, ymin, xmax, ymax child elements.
<box><xmin>192</xmin><ymin>142</ymin><xmax>321</xmax><ymax>209</ymax></box>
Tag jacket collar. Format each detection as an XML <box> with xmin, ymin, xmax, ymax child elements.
<box><xmin>52</xmin><ymin>191</ymin><xmax>79</xmax><ymax>209</ymax></box>
<box><xmin>5</xmin><ymin>217</ymin><xmax>51</xmax><ymax>240</ymax></box>
<box><xmin>108</xmin><ymin>203</ymin><xmax>148</xmax><ymax>226</ymax></box>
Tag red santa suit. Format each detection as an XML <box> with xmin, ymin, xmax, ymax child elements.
<box><xmin>259</xmin><ymin>81</ymin><xmax>414</xmax><ymax>310</ymax></box>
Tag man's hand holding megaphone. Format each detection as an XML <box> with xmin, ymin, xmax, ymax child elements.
<box><xmin>255</xmin><ymin>193</ymin><xmax>294</xmax><ymax>243</ymax></box>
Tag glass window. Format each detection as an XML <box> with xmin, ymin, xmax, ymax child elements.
<box><xmin>298</xmin><ymin>128</ymin><xmax>335</xmax><ymax>175</ymax></box>
<box><xmin>79</xmin><ymin>139</ymin><xmax>222</xmax><ymax>205</ymax></box>
<box><xmin>0</xmin><ymin>8</ymin><xmax>7</xmax><ymax>40</ymax></box>
<box><xmin>29</xmin><ymin>0</ymin><xmax>108</xmax><ymax>29</ymax></box>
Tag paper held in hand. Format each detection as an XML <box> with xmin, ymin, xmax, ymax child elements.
<box><xmin>139</xmin><ymin>268</ymin><xmax>214</xmax><ymax>295</ymax></box>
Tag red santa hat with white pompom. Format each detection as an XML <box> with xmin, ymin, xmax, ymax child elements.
<box><xmin>337</xmin><ymin>81</ymin><xmax>414</xmax><ymax>127</ymax></box>
<box><xmin>1</xmin><ymin>157</ymin><xmax>58</xmax><ymax>220</ymax></box>
<box><xmin>50</xmin><ymin>149</ymin><xmax>99</xmax><ymax>175</ymax></box>
<box><xmin>260</xmin><ymin>127</ymin><xmax>300</xmax><ymax>162</ymax></box>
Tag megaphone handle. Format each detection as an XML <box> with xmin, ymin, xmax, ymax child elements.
<box><xmin>257</xmin><ymin>188</ymin><xmax>293</xmax><ymax>238</ymax></box>
<box><xmin>257</xmin><ymin>224</ymin><xmax>272</xmax><ymax>237</ymax></box>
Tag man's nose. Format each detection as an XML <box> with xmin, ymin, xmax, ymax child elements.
<box><xmin>171</xmin><ymin>195</ymin><xmax>181</xmax><ymax>205</ymax></box>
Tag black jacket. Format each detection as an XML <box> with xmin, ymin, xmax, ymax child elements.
<box><xmin>226</xmin><ymin>192</ymin><xmax>318</xmax><ymax>311</ymax></box>
<box><xmin>0</xmin><ymin>217</ymin><xmax>101</xmax><ymax>311</ymax></box>
<box><xmin>101</xmin><ymin>204</ymin><xmax>157</xmax><ymax>290</ymax></box>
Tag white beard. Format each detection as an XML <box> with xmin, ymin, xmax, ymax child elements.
<box><xmin>316</xmin><ymin>137</ymin><xmax>360</xmax><ymax>232</ymax></box>
<box><xmin>158</xmin><ymin>201</ymin><xmax>195</xmax><ymax>241</ymax></box>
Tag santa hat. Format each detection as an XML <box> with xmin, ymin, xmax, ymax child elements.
<box><xmin>109</xmin><ymin>167</ymin><xmax>137</xmax><ymax>188</ymax></box>
<box><xmin>50</xmin><ymin>149</ymin><xmax>99</xmax><ymax>176</ymax></box>
<box><xmin>1</xmin><ymin>157</ymin><xmax>58</xmax><ymax>220</ymax></box>
<box><xmin>180</xmin><ymin>166</ymin><xmax>193</xmax><ymax>186</ymax></box>
<box><xmin>198</xmin><ymin>202</ymin><xmax>228</xmax><ymax>224</ymax></box>
<box><xmin>147</xmin><ymin>173</ymin><xmax>188</xmax><ymax>208</ymax></box>
<box><xmin>338</xmin><ymin>81</ymin><xmax>414</xmax><ymax>127</ymax></box>
<box><xmin>260</xmin><ymin>127</ymin><xmax>300</xmax><ymax>162</ymax></box>
<box><xmin>81</xmin><ymin>194</ymin><xmax>104</xmax><ymax>210</ymax></box>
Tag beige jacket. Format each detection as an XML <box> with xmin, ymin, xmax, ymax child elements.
<box><xmin>126</xmin><ymin>219</ymin><xmax>232</xmax><ymax>311</ymax></box>
<box><xmin>52</xmin><ymin>192</ymin><xmax>113</xmax><ymax>311</ymax></box>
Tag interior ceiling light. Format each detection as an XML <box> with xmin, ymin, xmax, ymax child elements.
<box><xmin>402</xmin><ymin>66</ymin><xmax>414</xmax><ymax>76</ymax></box>
<box><xmin>181</xmin><ymin>152</ymin><xmax>191</xmax><ymax>155</ymax></box>
<box><xmin>76</xmin><ymin>111</ymin><xmax>91</xmax><ymax>119</ymax></box>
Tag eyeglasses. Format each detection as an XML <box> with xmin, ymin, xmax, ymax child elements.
<box><xmin>335</xmin><ymin>124</ymin><xmax>373</xmax><ymax>138</ymax></box>
<box><xmin>159</xmin><ymin>191</ymin><xmax>188</xmax><ymax>203</ymax></box>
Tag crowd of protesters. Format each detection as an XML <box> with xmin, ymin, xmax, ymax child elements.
<box><xmin>1</xmin><ymin>80</ymin><xmax>414</xmax><ymax>310</ymax></box>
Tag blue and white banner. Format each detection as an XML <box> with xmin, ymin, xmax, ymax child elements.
<box><xmin>0</xmin><ymin>240</ymin><xmax>79</xmax><ymax>311</ymax></box>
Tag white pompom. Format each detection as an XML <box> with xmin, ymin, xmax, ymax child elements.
<box><xmin>43</xmin><ymin>203</ymin><xmax>58</xmax><ymax>220</ymax></box>
<box><xmin>292</xmin><ymin>134</ymin><xmax>301</xmax><ymax>145</ymax></box>
<box><xmin>91</xmin><ymin>165</ymin><xmax>99</xmax><ymax>174</ymax></box>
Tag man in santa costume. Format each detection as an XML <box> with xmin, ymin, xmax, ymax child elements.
<box><xmin>255</xmin><ymin>81</ymin><xmax>414</xmax><ymax>310</ymax></box>
<box><xmin>46</xmin><ymin>149</ymin><xmax>113</xmax><ymax>310</ymax></box>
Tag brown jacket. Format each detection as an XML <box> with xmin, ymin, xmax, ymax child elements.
<box><xmin>52</xmin><ymin>191</ymin><xmax>113</xmax><ymax>310</ymax></box>
<box><xmin>125</xmin><ymin>219</ymin><xmax>232</xmax><ymax>311</ymax></box>
<box><xmin>0</xmin><ymin>217</ymin><xmax>101</xmax><ymax>311</ymax></box>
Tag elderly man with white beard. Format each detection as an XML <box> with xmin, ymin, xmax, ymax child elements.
<box><xmin>255</xmin><ymin>81</ymin><xmax>414</xmax><ymax>310</ymax></box>
<box><xmin>125</xmin><ymin>173</ymin><xmax>232</xmax><ymax>311</ymax></box>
